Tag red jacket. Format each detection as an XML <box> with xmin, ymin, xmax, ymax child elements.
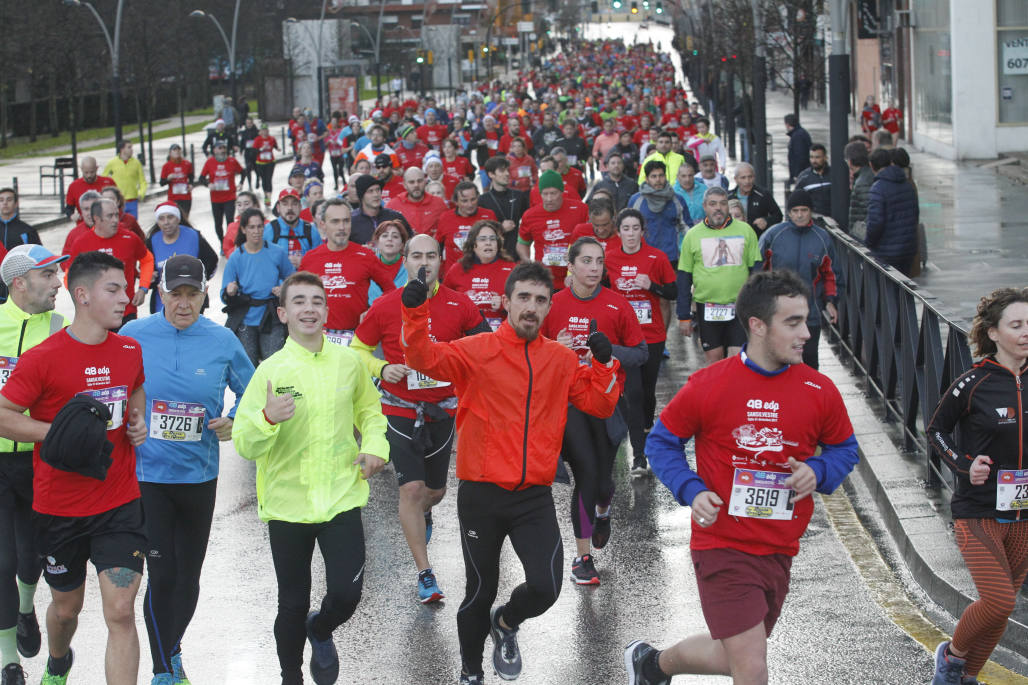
<box><xmin>401</xmin><ymin>303</ymin><xmax>621</xmax><ymax>490</ymax></box>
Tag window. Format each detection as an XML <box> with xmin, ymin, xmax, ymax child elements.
<box><xmin>912</xmin><ymin>0</ymin><xmax>952</xmax><ymax>143</ymax></box>
<box><xmin>997</xmin><ymin>0</ymin><xmax>1028</xmax><ymax>123</ymax></box>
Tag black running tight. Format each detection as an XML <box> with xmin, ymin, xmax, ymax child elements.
<box><xmin>562</xmin><ymin>406</ymin><xmax>619</xmax><ymax>540</ymax></box>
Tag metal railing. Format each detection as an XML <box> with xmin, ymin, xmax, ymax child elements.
<box><xmin>821</xmin><ymin>224</ymin><xmax>973</xmax><ymax>491</ymax></box>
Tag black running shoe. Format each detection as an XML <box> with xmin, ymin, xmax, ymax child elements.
<box><xmin>1</xmin><ymin>664</ymin><xmax>25</xmax><ymax>685</ymax></box>
<box><xmin>305</xmin><ymin>611</ymin><xmax>339</xmax><ymax>684</ymax></box>
<box><xmin>489</xmin><ymin>605</ymin><xmax>522</xmax><ymax>681</ymax></box>
<box><xmin>631</xmin><ymin>455</ymin><xmax>649</xmax><ymax>476</ymax></box>
<box><xmin>624</xmin><ymin>640</ymin><xmax>670</xmax><ymax>685</ymax></box>
<box><xmin>570</xmin><ymin>554</ymin><xmax>600</xmax><ymax>585</ymax></box>
<box><xmin>16</xmin><ymin>610</ymin><xmax>40</xmax><ymax>658</ymax></box>
<box><xmin>592</xmin><ymin>509</ymin><xmax>612</xmax><ymax>550</ymax></box>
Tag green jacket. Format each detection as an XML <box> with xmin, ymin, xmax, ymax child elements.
<box><xmin>0</xmin><ymin>298</ymin><xmax>65</xmax><ymax>454</ymax></box>
<box><xmin>638</xmin><ymin>150</ymin><xmax>686</xmax><ymax>186</ymax></box>
<box><xmin>232</xmin><ymin>335</ymin><xmax>389</xmax><ymax>523</ymax></box>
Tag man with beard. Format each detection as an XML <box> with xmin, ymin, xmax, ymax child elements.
<box><xmin>388</xmin><ymin>167</ymin><xmax>448</xmax><ymax>237</ymax></box>
<box><xmin>398</xmin><ymin>261</ymin><xmax>621</xmax><ymax>685</ymax></box>
<box><xmin>728</xmin><ymin>163</ymin><xmax>782</xmax><ymax>239</ymax></box>
<box><xmin>477</xmin><ymin>158</ymin><xmax>529</xmax><ymax>258</ymax></box>
<box><xmin>262</xmin><ymin>189</ymin><xmax>321</xmax><ymax>269</ymax></box>
<box><xmin>793</xmin><ymin>144</ymin><xmax>833</xmax><ymax>217</ymax></box>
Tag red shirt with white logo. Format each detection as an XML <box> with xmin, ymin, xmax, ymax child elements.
<box><xmin>1</xmin><ymin>330</ymin><xmax>144</xmax><ymax>517</ymax></box>
<box><xmin>395</xmin><ymin>142</ymin><xmax>431</xmax><ymax>171</ymax></box>
<box><xmin>160</xmin><ymin>161</ymin><xmax>193</xmax><ymax>202</ymax></box>
<box><xmin>354</xmin><ymin>285</ymin><xmax>483</xmax><ymax>418</ymax></box>
<box><xmin>68</xmin><ymin>228</ymin><xmax>152</xmax><ymax>317</ymax></box>
<box><xmin>604</xmin><ymin>242</ymin><xmax>676</xmax><ymax>343</ymax></box>
<box><xmin>200</xmin><ymin>157</ymin><xmax>243</xmax><ymax>203</ymax></box>
<box><xmin>299</xmin><ymin>243</ymin><xmax>398</xmax><ymax>331</ymax></box>
<box><xmin>507</xmin><ymin>154</ymin><xmax>538</xmax><ymax>193</ymax></box>
<box><xmin>571</xmin><ymin>222</ymin><xmax>619</xmax><ymax>253</ymax></box>
<box><xmin>254</xmin><ymin>135</ymin><xmax>279</xmax><ymax>164</ymax></box>
<box><xmin>380</xmin><ymin>175</ymin><xmax>404</xmax><ymax>206</ymax></box>
<box><xmin>435</xmin><ymin>207</ymin><xmax>497</xmax><ymax>274</ymax></box>
<box><xmin>518</xmin><ymin>199</ymin><xmax>588</xmax><ymax>285</ymax></box>
<box><xmin>441</xmin><ymin>156</ymin><xmax>474</xmax><ymax>199</ymax></box>
<box><xmin>417</xmin><ymin>123</ymin><xmax>449</xmax><ymax>149</ymax></box>
<box><xmin>540</xmin><ymin>285</ymin><xmax>644</xmax><ymax>389</ymax></box>
<box><xmin>443</xmin><ymin>258</ymin><xmax>515</xmax><ymax>330</ymax></box>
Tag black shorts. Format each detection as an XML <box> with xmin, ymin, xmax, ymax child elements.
<box><xmin>0</xmin><ymin>451</ymin><xmax>34</xmax><ymax>510</ymax></box>
<box><xmin>33</xmin><ymin>499</ymin><xmax>146</xmax><ymax>592</ymax></box>
<box><xmin>386</xmin><ymin>415</ymin><xmax>455</xmax><ymax>489</ymax></box>
<box><xmin>695</xmin><ymin>305</ymin><xmax>747</xmax><ymax>352</ymax></box>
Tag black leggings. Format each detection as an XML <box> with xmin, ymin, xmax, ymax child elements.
<box><xmin>803</xmin><ymin>326</ymin><xmax>821</xmax><ymax>370</ymax></box>
<box><xmin>329</xmin><ymin>155</ymin><xmax>346</xmax><ymax>188</ymax></box>
<box><xmin>0</xmin><ymin>453</ymin><xmax>39</xmax><ymax>629</ymax></box>
<box><xmin>211</xmin><ymin>200</ymin><xmax>235</xmax><ymax>244</ymax></box>
<box><xmin>173</xmin><ymin>200</ymin><xmax>192</xmax><ymax>223</ymax></box>
<box><xmin>140</xmin><ymin>479</ymin><xmax>217</xmax><ymax>675</ymax></box>
<box><xmin>268</xmin><ymin>508</ymin><xmax>365</xmax><ymax>680</ymax></box>
<box><xmin>242</xmin><ymin>151</ymin><xmax>258</xmax><ymax>189</ymax></box>
<box><xmin>457</xmin><ymin>482</ymin><xmax>562</xmax><ymax>676</ymax></box>
<box><xmin>562</xmin><ymin>406</ymin><xmax>619</xmax><ymax>540</ymax></box>
<box><xmin>257</xmin><ymin>164</ymin><xmax>275</xmax><ymax>195</ymax></box>
<box><xmin>624</xmin><ymin>341</ymin><xmax>665</xmax><ymax>457</ymax></box>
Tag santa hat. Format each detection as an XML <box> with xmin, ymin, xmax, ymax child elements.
<box><xmin>154</xmin><ymin>202</ymin><xmax>180</xmax><ymax>221</ymax></box>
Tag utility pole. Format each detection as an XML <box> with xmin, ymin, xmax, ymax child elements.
<box><xmin>752</xmin><ymin>0</ymin><xmax>768</xmax><ymax>188</ymax></box>
<box><xmin>828</xmin><ymin>0</ymin><xmax>851</xmax><ymax>230</ymax></box>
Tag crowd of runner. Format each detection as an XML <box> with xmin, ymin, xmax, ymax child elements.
<box><xmin>0</xmin><ymin>34</ymin><xmax>1022</xmax><ymax>685</ymax></box>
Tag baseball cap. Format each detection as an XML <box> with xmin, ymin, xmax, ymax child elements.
<box><xmin>374</xmin><ymin>153</ymin><xmax>393</xmax><ymax>168</ymax></box>
<box><xmin>1</xmin><ymin>245</ymin><xmax>69</xmax><ymax>286</ymax></box>
<box><xmin>160</xmin><ymin>254</ymin><xmax>206</xmax><ymax>292</ymax></box>
<box><xmin>278</xmin><ymin>188</ymin><xmax>302</xmax><ymax>203</ymax></box>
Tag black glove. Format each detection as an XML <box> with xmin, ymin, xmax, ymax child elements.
<box><xmin>586</xmin><ymin>319</ymin><xmax>612</xmax><ymax>364</ymax></box>
<box><xmin>402</xmin><ymin>266</ymin><xmax>429</xmax><ymax>308</ymax></box>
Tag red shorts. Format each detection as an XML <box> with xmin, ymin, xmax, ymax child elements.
<box><xmin>691</xmin><ymin>547</ymin><xmax>792</xmax><ymax>640</ymax></box>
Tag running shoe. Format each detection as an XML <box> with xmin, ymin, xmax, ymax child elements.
<box><xmin>570</xmin><ymin>554</ymin><xmax>600</xmax><ymax>585</ymax></box>
<box><xmin>1</xmin><ymin>664</ymin><xmax>25</xmax><ymax>685</ymax></box>
<box><xmin>305</xmin><ymin>611</ymin><xmax>339</xmax><ymax>685</ymax></box>
<box><xmin>425</xmin><ymin>510</ymin><xmax>434</xmax><ymax>545</ymax></box>
<box><xmin>489</xmin><ymin>605</ymin><xmax>522</xmax><ymax>681</ymax></box>
<box><xmin>624</xmin><ymin>640</ymin><xmax>670</xmax><ymax>685</ymax></box>
<box><xmin>150</xmin><ymin>675</ymin><xmax>176</xmax><ymax>685</ymax></box>
<box><xmin>40</xmin><ymin>649</ymin><xmax>73</xmax><ymax>685</ymax></box>
<box><xmin>458</xmin><ymin>674</ymin><xmax>485</xmax><ymax>685</ymax></box>
<box><xmin>417</xmin><ymin>569</ymin><xmax>445</xmax><ymax>603</ymax></box>
<box><xmin>592</xmin><ymin>509</ymin><xmax>612</xmax><ymax>550</ymax></box>
<box><xmin>932</xmin><ymin>641</ymin><xmax>965</xmax><ymax>685</ymax></box>
<box><xmin>631</xmin><ymin>455</ymin><xmax>649</xmax><ymax>476</ymax></box>
<box><xmin>171</xmin><ymin>652</ymin><xmax>192</xmax><ymax>684</ymax></box>
<box><xmin>15</xmin><ymin>610</ymin><xmax>40</xmax><ymax>657</ymax></box>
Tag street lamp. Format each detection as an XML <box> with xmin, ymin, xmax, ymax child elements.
<box><xmin>63</xmin><ymin>0</ymin><xmax>124</xmax><ymax>146</ymax></box>
<box><xmin>350</xmin><ymin>21</ymin><xmax>382</xmax><ymax>101</ymax></box>
<box><xmin>190</xmin><ymin>1</ymin><xmax>241</xmax><ymax>114</ymax></box>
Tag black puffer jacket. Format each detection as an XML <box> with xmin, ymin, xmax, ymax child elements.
<box><xmin>865</xmin><ymin>165</ymin><xmax>918</xmax><ymax>260</ymax></box>
<box><xmin>928</xmin><ymin>358</ymin><xmax>1027</xmax><ymax>520</ymax></box>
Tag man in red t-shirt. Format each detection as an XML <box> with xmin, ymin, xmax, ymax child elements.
<box><xmin>394</xmin><ymin>124</ymin><xmax>431</xmax><ymax>171</ymax></box>
<box><xmin>299</xmin><ymin>199</ymin><xmax>397</xmax><ymax>342</ymax></box>
<box><xmin>387</xmin><ymin>167</ymin><xmax>448</xmax><ymax>237</ymax></box>
<box><xmin>351</xmin><ymin>234</ymin><xmax>489</xmax><ymax>604</ymax></box>
<box><xmin>517</xmin><ymin>171</ymin><xmax>588</xmax><ymax>287</ymax></box>
<box><xmin>416</xmin><ymin>108</ymin><xmax>448</xmax><ymax>150</ymax></box>
<box><xmin>434</xmin><ymin>182</ymin><xmax>496</xmax><ymax>273</ymax></box>
<box><xmin>67</xmin><ymin>198</ymin><xmax>155</xmax><ymax>324</ymax></box>
<box><xmin>624</xmin><ymin>270</ymin><xmax>858</xmax><ymax>685</ymax></box>
<box><xmin>62</xmin><ymin>190</ymin><xmax>103</xmax><ymax>259</ymax></box>
<box><xmin>881</xmin><ymin>103</ymin><xmax>903</xmax><ymax>136</ymax></box>
<box><xmin>63</xmin><ymin>156</ymin><xmax>115</xmax><ymax>219</ymax></box>
<box><xmin>199</xmin><ymin>141</ymin><xmax>243</xmax><ymax>245</ymax></box>
<box><xmin>0</xmin><ymin>250</ymin><xmax>149</xmax><ymax>685</ymax></box>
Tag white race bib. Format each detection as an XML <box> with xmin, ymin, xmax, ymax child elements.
<box><xmin>486</xmin><ymin>139</ymin><xmax>498</xmax><ymax>150</ymax></box>
<box><xmin>326</xmin><ymin>329</ymin><xmax>354</xmax><ymax>347</ymax></box>
<box><xmin>77</xmin><ymin>385</ymin><xmax>128</xmax><ymax>431</ymax></box>
<box><xmin>149</xmin><ymin>400</ymin><xmax>205</xmax><ymax>442</ymax></box>
<box><xmin>0</xmin><ymin>356</ymin><xmax>16</xmax><ymax>388</ymax></box>
<box><xmin>543</xmin><ymin>245</ymin><xmax>568</xmax><ymax>267</ymax></box>
<box><xmin>727</xmin><ymin>468</ymin><xmax>796</xmax><ymax>520</ymax></box>
<box><xmin>486</xmin><ymin>317</ymin><xmax>503</xmax><ymax>331</ymax></box>
<box><xmin>172</xmin><ymin>183</ymin><xmax>188</xmax><ymax>196</ymax></box>
<box><xmin>567</xmin><ymin>154</ymin><xmax>578</xmax><ymax>166</ymax></box>
<box><xmin>631</xmin><ymin>300</ymin><xmax>653</xmax><ymax>325</ymax></box>
<box><xmin>259</xmin><ymin>151</ymin><xmax>273</xmax><ymax>162</ymax></box>
<box><xmin>245</xmin><ymin>139</ymin><xmax>254</xmax><ymax>149</ymax></box>
<box><xmin>704</xmin><ymin>302</ymin><xmax>736</xmax><ymax>322</ymax></box>
<box><xmin>454</xmin><ymin>230</ymin><xmax>470</xmax><ymax>250</ymax></box>
<box><xmin>211</xmin><ymin>178</ymin><xmax>230</xmax><ymax>192</ymax></box>
<box><xmin>518</xmin><ymin>166</ymin><xmax>531</xmax><ymax>177</ymax></box>
<box><xmin>996</xmin><ymin>470</ymin><xmax>1028</xmax><ymax>511</ymax></box>
<box><xmin>406</xmin><ymin>369</ymin><xmax>451</xmax><ymax>391</ymax></box>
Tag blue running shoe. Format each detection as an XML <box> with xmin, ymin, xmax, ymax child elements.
<box><xmin>417</xmin><ymin>568</ymin><xmax>445</xmax><ymax>604</ymax></box>
<box><xmin>305</xmin><ymin>611</ymin><xmax>339</xmax><ymax>684</ymax></box>
<box><xmin>932</xmin><ymin>641</ymin><xmax>965</xmax><ymax>685</ymax></box>
<box><xmin>150</xmin><ymin>674</ymin><xmax>176</xmax><ymax>685</ymax></box>
<box><xmin>171</xmin><ymin>652</ymin><xmax>191</xmax><ymax>684</ymax></box>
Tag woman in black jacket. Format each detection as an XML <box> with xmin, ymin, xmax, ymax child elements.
<box><xmin>927</xmin><ymin>287</ymin><xmax>1028</xmax><ymax>685</ymax></box>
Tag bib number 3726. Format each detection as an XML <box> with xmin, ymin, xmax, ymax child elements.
<box><xmin>997</xmin><ymin>470</ymin><xmax>1028</xmax><ymax>511</ymax></box>
<box><xmin>728</xmin><ymin>468</ymin><xmax>796</xmax><ymax>520</ymax></box>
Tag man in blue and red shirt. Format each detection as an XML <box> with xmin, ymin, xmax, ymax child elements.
<box><xmin>624</xmin><ymin>269</ymin><xmax>859</xmax><ymax>685</ymax></box>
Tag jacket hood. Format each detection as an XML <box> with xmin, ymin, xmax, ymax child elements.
<box><xmin>874</xmin><ymin>165</ymin><xmax>907</xmax><ymax>184</ymax></box>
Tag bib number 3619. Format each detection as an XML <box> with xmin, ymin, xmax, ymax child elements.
<box><xmin>728</xmin><ymin>468</ymin><xmax>796</xmax><ymax>520</ymax></box>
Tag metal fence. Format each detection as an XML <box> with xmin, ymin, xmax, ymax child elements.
<box><xmin>821</xmin><ymin>225</ymin><xmax>973</xmax><ymax>491</ymax></box>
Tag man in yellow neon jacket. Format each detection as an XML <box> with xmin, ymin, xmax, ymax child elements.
<box><xmin>102</xmin><ymin>141</ymin><xmax>148</xmax><ymax>218</ymax></box>
<box><xmin>232</xmin><ymin>271</ymin><xmax>388</xmax><ymax>685</ymax></box>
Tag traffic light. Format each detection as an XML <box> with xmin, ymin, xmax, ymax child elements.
<box><xmin>591</xmin><ymin>0</ymin><xmax>598</xmax><ymax>11</ymax></box>
<box><xmin>642</xmin><ymin>0</ymin><xmax>649</xmax><ymax>8</ymax></box>
<box><xmin>416</xmin><ymin>50</ymin><xmax>425</xmax><ymax>64</ymax></box>
<box><xmin>692</xmin><ymin>49</ymin><xmax>698</xmax><ymax>55</ymax></box>
<box><xmin>630</xmin><ymin>1</ymin><xmax>638</xmax><ymax>13</ymax></box>
<box><xmin>655</xmin><ymin>1</ymin><xmax>663</xmax><ymax>13</ymax></box>
<box><xmin>612</xmin><ymin>0</ymin><xmax>622</xmax><ymax>8</ymax></box>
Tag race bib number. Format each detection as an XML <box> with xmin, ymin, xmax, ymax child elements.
<box><xmin>0</xmin><ymin>356</ymin><xmax>17</xmax><ymax>388</ymax></box>
<box><xmin>406</xmin><ymin>369</ymin><xmax>451</xmax><ymax>391</ymax></box>
<box><xmin>996</xmin><ymin>470</ymin><xmax>1028</xmax><ymax>511</ymax></box>
<box><xmin>259</xmin><ymin>151</ymin><xmax>273</xmax><ymax>162</ymax></box>
<box><xmin>245</xmin><ymin>139</ymin><xmax>254</xmax><ymax>149</ymax></box>
<box><xmin>77</xmin><ymin>385</ymin><xmax>128</xmax><ymax>431</ymax></box>
<box><xmin>728</xmin><ymin>468</ymin><xmax>795</xmax><ymax>520</ymax></box>
<box><xmin>486</xmin><ymin>317</ymin><xmax>503</xmax><ymax>331</ymax></box>
<box><xmin>567</xmin><ymin>154</ymin><xmax>578</xmax><ymax>166</ymax></box>
<box><xmin>543</xmin><ymin>245</ymin><xmax>568</xmax><ymax>267</ymax></box>
<box><xmin>518</xmin><ymin>166</ymin><xmax>532</xmax><ymax>177</ymax></box>
<box><xmin>704</xmin><ymin>302</ymin><xmax>736</xmax><ymax>322</ymax></box>
<box><xmin>211</xmin><ymin>178</ymin><xmax>230</xmax><ymax>192</ymax></box>
<box><xmin>172</xmin><ymin>183</ymin><xmax>188</xmax><ymax>196</ymax></box>
<box><xmin>487</xmin><ymin>139</ymin><xmax>498</xmax><ymax>150</ymax></box>
<box><xmin>326</xmin><ymin>329</ymin><xmax>354</xmax><ymax>347</ymax></box>
<box><xmin>454</xmin><ymin>230</ymin><xmax>470</xmax><ymax>250</ymax></box>
<box><xmin>631</xmin><ymin>300</ymin><xmax>653</xmax><ymax>325</ymax></box>
<box><xmin>149</xmin><ymin>400</ymin><xmax>205</xmax><ymax>442</ymax></box>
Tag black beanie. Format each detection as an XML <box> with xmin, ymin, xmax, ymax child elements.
<box><xmin>787</xmin><ymin>188</ymin><xmax>813</xmax><ymax>211</ymax></box>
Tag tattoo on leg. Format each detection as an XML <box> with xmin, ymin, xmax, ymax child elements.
<box><xmin>101</xmin><ymin>567</ymin><xmax>140</xmax><ymax>588</ymax></box>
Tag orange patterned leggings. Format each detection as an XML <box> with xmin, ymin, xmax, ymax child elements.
<box><xmin>951</xmin><ymin>518</ymin><xmax>1028</xmax><ymax>676</ymax></box>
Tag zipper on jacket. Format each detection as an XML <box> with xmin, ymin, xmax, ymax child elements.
<box><xmin>514</xmin><ymin>341</ymin><xmax>533</xmax><ymax>491</ymax></box>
